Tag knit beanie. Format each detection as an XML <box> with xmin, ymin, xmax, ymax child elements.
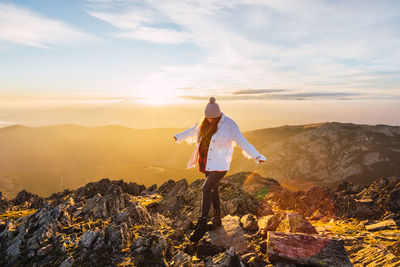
<box><xmin>204</xmin><ymin>97</ymin><xmax>222</xmax><ymax>118</ymax></box>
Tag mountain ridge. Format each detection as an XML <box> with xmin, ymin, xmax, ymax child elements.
<box><xmin>1</xmin><ymin>121</ymin><xmax>400</xmax><ymax>198</ymax></box>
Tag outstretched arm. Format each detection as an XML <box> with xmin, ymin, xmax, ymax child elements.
<box><xmin>231</xmin><ymin>121</ymin><xmax>266</xmax><ymax>163</ymax></box>
<box><xmin>173</xmin><ymin>122</ymin><xmax>200</xmax><ymax>144</ymax></box>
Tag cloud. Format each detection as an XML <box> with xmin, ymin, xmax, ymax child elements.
<box><xmin>86</xmin><ymin>5</ymin><xmax>191</xmax><ymax>44</ymax></box>
<box><xmin>233</xmin><ymin>89</ymin><xmax>287</xmax><ymax>94</ymax></box>
<box><xmin>0</xmin><ymin>3</ymin><xmax>95</xmax><ymax>49</ymax></box>
<box><xmin>84</xmin><ymin>0</ymin><xmax>400</xmax><ymax>99</ymax></box>
<box><xmin>180</xmin><ymin>91</ymin><xmax>363</xmax><ymax>101</ymax></box>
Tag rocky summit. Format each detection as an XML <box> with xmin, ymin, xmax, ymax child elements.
<box><xmin>0</xmin><ymin>172</ymin><xmax>400</xmax><ymax>266</ymax></box>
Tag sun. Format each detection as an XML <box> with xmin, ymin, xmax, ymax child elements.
<box><xmin>137</xmin><ymin>88</ymin><xmax>178</xmax><ymax>105</ymax></box>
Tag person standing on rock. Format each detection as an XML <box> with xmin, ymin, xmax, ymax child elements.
<box><xmin>173</xmin><ymin>97</ymin><xmax>266</xmax><ymax>242</ymax></box>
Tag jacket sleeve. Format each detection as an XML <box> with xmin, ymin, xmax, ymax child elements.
<box><xmin>174</xmin><ymin>122</ymin><xmax>200</xmax><ymax>144</ymax></box>
<box><xmin>231</xmin><ymin>120</ymin><xmax>266</xmax><ymax>162</ymax></box>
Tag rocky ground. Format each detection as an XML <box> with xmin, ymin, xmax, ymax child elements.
<box><xmin>0</xmin><ymin>172</ymin><xmax>400</xmax><ymax>266</ymax></box>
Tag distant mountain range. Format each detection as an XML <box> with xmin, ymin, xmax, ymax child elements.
<box><xmin>235</xmin><ymin>122</ymin><xmax>400</xmax><ymax>187</ymax></box>
<box><xmin>1</xmin><ymin>122</ymin><xmax>399</xmax><ymax>198</ymax></box>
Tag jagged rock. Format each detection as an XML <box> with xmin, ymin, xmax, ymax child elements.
<box><xmin>0</xmin><ymin>192</ymin><xmax>8</xmax><ymax>213</ymax></box>
<box><xmin>79</xmin><ymin>230</ymin><xmax>99</xmax><ymax>248</ymax></box>
<box><xmin>275</xmin><ymin>189</ymin><xmax>304</xmax><ymax>210</ymax></box>
<box><xmin>114</xmin><ymin>211</ymin><xmax>130</xmax><ymax>225</ymax></box>
<box><xmin>105</xmin><ymin>223</ymin><xmax>130</xmax><ymax>249</ymax></box>
<box><xmin>267</xmin><ymin>232</ymin><xmax>352</xmax><ymax>266</ymax></box>
<box><xmin>10</xmin><ymin>189</ymin><xmax>44</xmax><ymax>209</ymax></box>
<box><xmin>81</xmin><ymin>191</ymin><xmax>131</xmax><ymax>219</ymax></box>
<box><xmin>197</xmin><ymin>240</ymin><xmax>226</xmax><ymax>258</ymax></box>
<box><xmin>6</xmin><ymin>239</ymin><xmax>21</xmax><ymax>258</ymax></box>
<box><xmin>203</xmin><ymin>215</ymin><xmax>254</xmax><ymax>255</ymax></box>
<box><xmin>295</xmin><ymin>185</ymin><xmax>335</xmax><ymax>220</ymax></box>
<box><xmin>207</xmin><ymin>248</ymin><xmax>242</xmax><ymax>267</ymax></box>
<box><xmin>60</xmin><ymin>256</ymin><xmax>74</xmax><ymax>267</ymax></box>
<box><xmin>334</xmin><ymin>196</ymin><xmax>380</xmax><ymax>220</ymax></box>
<box><xmin>240</xmin><ymin>214</ymin><xmax>258</xmax><ymax>231</ymax></box>
<box><xmin>126</xmin><ymin>202</ymin><xmax>154</xmax><ymax>225</ymax></box>
<box><xmin>47</xmin><ymin>189</ymin><xmax>73</xmax><ymax>207</ymax></box>
<box><xmin>258</xmin><ymin>212</ymin><xmax>286</xmax><ymax>233</ymax></box>
<box><xmin>130</xmin><ymin>230</ymin><xmax>168</xmax><ymax>266</ymax></box>
<box><xmin>276</xmin><ymin>212</ymin><xmax>318</xmax><ymax>234</ymax></box>
<box><xmin>154</xmin><ymin>179</ymin><xmax>189</xmax><ymax>218</ymax></box>
<box><xmin>365</xmin><ymin>219</ymin><xmax>398</xmax><ymax>231</ymax></box>
<box><xmin>157</xmin><ymin>179</ymin><xmax>177</xmax><ymax>195</ymax></box>
<box><xmin>141</xmin><ymin>183</ymin><xmax>157</xmax><ymax>195</ymax></box>
<box><xmin>239</xmin><ymin>172</ymin><xmax>281</xmax><ymax>197</ymax></box>
<box><xmin>240</xmin><ymin>252</ymin><xmax>269</xmax><ymax>267</ymax></box>
<box><xmin>336</xmin><ymin>181</ymin><xmax>364</xmax><ymax>195</ymax></box>
<box><xmin>81</xmin><ymin>193</ymin><xmax>107</xmax><ymax>218</ymax></box>
<box><xmin>169</xmin><ymin>251</ymin><xmax>194</xmax><ymax>266</ymax></box>
<box><xmin>334</xmin><ymin>176</ymin><xmax>400</xmax><ymax>220</ymax></box>
<box><xmin>1</xmin><ymin>175</ymin><xmax>399</xmax><ymax>267</ymax></box>
<box><xmin>37</xmin><ymin>243</ymin><xmax>53</xmax><ymax>256</ymax></box>
<box><xmin>256</xmin><ymin>198</ymin><xmax>275</xmax><ymax>217</ymax></box>
<box><xmin>74</xmin><ymin>178</ymin><xmax>145</xmax><ymax>200</ymax></box>
<box><xmin>219</xmin><ymin>179</ymin><xmax>258</xmax><ymax>216</ymax></box>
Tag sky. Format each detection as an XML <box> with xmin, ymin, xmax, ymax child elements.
<box><xmin>1</xmin><ymin>0</ymin><xmax>400</xmax><ymax>129</ymax></box>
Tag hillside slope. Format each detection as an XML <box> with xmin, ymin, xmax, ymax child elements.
<box><xmin>1</xmin><ymin>122</ymin><xmax>400</xmax><ymax>198</ymax></box>
<box><xmin>231</xmin><ymin>122</ymin><xmax>400</xmax><ymax>187</ymax></box>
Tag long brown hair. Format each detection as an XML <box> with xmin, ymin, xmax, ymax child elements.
<box><xmin>197</xmin><ymin>115</ymin><xmax>222</xmax><ymax>143</ymax></box>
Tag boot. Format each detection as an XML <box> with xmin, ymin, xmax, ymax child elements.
<box><xmin>189</xmin><ymin>216</ymin><xmax>208</xmax><ymax>242</ymax></box>
<box><xmin>208</xmin><ymin>213</ymin><xmax>222</xmax><ymax>230</ymax></box>
<box><xmin>212</xmin><ymin>213</ymin><xmax>222</xmax><ymax>228</ymax></box>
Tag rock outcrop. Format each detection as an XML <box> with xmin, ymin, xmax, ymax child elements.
<box><xmin>0</xmin><ymin>192</ymin><xmax>8</xmax><ymax>213</ymax></box>
<box><xmin>1</xmin><ymin>173</ymin><xmax>400</xmax><ymax>266</ymax></box>
<box><xmin>333</xmin><ymin>176</ymin><xmax>400</xmax><ymax>221</ymax></box>
<box><xmin>9</xmin><ymin>189</ymin><xmax>44</xmax><ymax>210</ymax></box>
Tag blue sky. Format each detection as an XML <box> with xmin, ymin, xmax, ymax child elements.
<box><xmin>1</xmin><ymin>0</ymin><xmax>400</xmax><ymax>103</ymax></box>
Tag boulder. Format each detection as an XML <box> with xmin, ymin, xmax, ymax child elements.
<box><xmin>203</xmin><ymin>215</ymin><xmax>254</xmax><ymax>255</ymax></box>
<box><xmin>267</xmin><ymin>232</ymin><xmax>352</xmax><ymax>267</ymax></box>
<box><xmin>276</xmin><ymin>212</ymin><xmax>318</xmax><ymax>234</ymax></box>
<box><xmin>240</xmin><ymin>214</ymin><xmax>258</xmax><ymax>231</ymax></box>
<box><xmin>258</xmin><ymin>212</ymin><xmax>286</xmax><ymax>233</ymax></box>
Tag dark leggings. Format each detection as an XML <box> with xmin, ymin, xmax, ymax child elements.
<box><xmin>201</xmin><ymin>171</ymin><xmax>227</xmax><ymax>218</ymax></box>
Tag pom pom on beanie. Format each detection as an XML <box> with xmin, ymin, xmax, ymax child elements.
<box><xmin>204</xmin><ymin>96</ymin><xmax>222</xmax><ymax>118</ymax></box>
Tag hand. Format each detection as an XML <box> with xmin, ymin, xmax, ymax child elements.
<box><xmin>173</xmin><ymin>136</ymin><xmax>177</xmax><ymax>141</ymax></box>
<box><xmin>256</xmin><ymin>155</ymin><xmax>266</xmax><ymax>163</ymax></box>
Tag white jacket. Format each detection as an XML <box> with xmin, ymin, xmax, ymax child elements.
<box><xmin>174</xmin><ymin>113</ymin><xmax>266</xmax><ymax>171</ymax></box>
